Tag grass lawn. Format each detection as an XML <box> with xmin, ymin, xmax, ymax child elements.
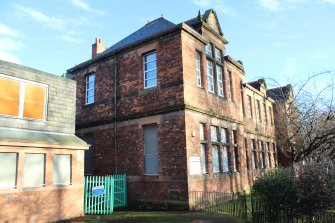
<box><xmin>59</xmin><ymin>211</ymin><xmax>244</xmax><ymax>223</ymax></box>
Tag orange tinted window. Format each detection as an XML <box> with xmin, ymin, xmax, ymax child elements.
<box><xmin>0</xmin><ymin>77</ymin><xmax>20</xmax><ymax>116</ymax></box>
<box><xmin>23</xmin><ymin>83</ymin><xmax>46</xmax><ymax>119</ymax></box>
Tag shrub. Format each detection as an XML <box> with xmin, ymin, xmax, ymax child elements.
<box><xmin>252</xmin><ymin>168</ymin><xmax>299</xmax><ymax>212</ymax></box>
<box><xmin>296</xmin><ymin>163</ymin><xmax>335</xmax><ymax>214</ymax></box>
<box><xmin>251</xmin><ymin>163</ymin><xmax>335</xmax><ymax>216</ymax></box>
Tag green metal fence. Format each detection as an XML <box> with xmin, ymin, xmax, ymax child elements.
<box><xmin>84</xmin><ymin>174</ymin><xmax>127</xmax><ymax>214</ymax></box>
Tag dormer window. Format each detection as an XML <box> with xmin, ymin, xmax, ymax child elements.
<box><xmin>205</xmin><ymin>44</ymin><xmax>212</xmax><ymax>56</ymax></box>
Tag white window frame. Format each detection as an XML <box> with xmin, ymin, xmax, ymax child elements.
<box><xmin>0</xmin><ymin>74</ymin><xmax>48</xmax><ymax>121</ymax></box>
<box><xmin>220</xmin><ymin>128</ymin><xmax>228</xmax><ymax>144</ymax></box>
<box><xmin>86</xmin><ymin>73</ymin><xmax>95</xmax><ymax>105</ymax></box>
<box><xmin>221</xmin><ymin>146</ymin><xmax>229</xmax><ymax>172</ymax></box>
<box><xmin>196</xmin><ymin>52</ymin><xmax>202</xmax><ymax>87</ymax></box>
<box><xmin>247</xmin><ymin>95</ymin><xmax>252</xmax><ymax>118</ymax></box>
<box><xmin>205</xmin><ymin>44</ymin><xmax>212</xmax><ymax>56</ymax></box>
<box><xmin>206</xmin><ymin>60</ymin><xmax>214</xmax><ymax>93</ymax></box>
<box><xmin>212</xmin><ymin>145</ymin><xmax>220</xmax><ymax>173</ymax></box>
<box><xmin>227</xmin><ymin>71</ymin><xmax>232</xmax><ymax>100</ymax></box>
<box><xmin>215</xmin><ymin>48</ymin><xmax>222</xmax><ymax>63</ymax></box>
<box><xmin>216</xmin><ymin>66</ymin><xmax>223</xmax><ymax>97</ymax></box>
<box><xmin>200</xmin><ymin>144</ymin><xmax>207</xmax><ymax>174</ymax></box>
<box><xmin>144</xmin><ymin>51</ymin><xmax>157</xmax><ymax>89</ymax></box>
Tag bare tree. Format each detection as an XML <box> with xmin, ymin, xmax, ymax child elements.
<box><xmin>267</xmin><ymin>71</ymin><xmax>335</xmax><ymax>165</ymax></box>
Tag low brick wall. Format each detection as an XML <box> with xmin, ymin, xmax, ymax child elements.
<box><xmin>0</xmin><ymin>146</ymin><xmax>85</xmax><ymax>223</ymax></box>
<box><xmin>0</xmin><ymin>185</ymin><xmax>84</xmax><ymax>222</ymax></box>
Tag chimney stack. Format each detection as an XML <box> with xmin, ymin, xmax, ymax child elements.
<box><xmin>92</xmin><ymin>37</ymin><xmax>107</xmax><ymax>59</ymax></box>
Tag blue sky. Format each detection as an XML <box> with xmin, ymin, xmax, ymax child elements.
<box><xmin>0</xmin><ymin>0</ymin><xmax>334</xmax><ymax>86</ymax></box>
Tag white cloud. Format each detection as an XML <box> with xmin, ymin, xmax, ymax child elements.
<box><xmin>0</xmin><ymin>23</ymin><xmax>22</xmax><ymax>64</ymax></box>
<box><xmin>0</xmin><ymin>51</ymin><xmax>20</xmax><ymax>64</ymax></box>
<box><xmin>14</xmin><ymin>4</ymin><xmax>67</xmax><ymax>30</ymax></box>
<box><xmin>13</xmin><ymin>4</ymin><xmax>95</xmax><ymax>43</ymax></box>
<box><xmin>259</xmin><ymin>0</ymin><xmax>282</xmax><ymax>11</ymax></box>
<box><xmin>0</xmin><ymin>23</ymin><xmax>19</xmax><ymax>38</ymax></box>
<box><xmin>70</xmin><ymin>0</ymin><xmax>105</xmax><ymax>15</ymax></box>
<box><xmin>0</xmin><ymin>37</ymin><xmax>23</xmax><ymax>52</ymax></box>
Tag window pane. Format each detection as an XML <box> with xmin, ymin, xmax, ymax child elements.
<box><xmin>232</xmin><ymin>149</ymin><xmax>237</xmax><ymax>171</ymax></box>
<box><xmin>86</xmin><ymin>74</ymin><xmax>95</xmax><ymax>104</ymax></box>
<box><xmin>212</xmin><ymin>146</ymin><xmax>219</xmax><ymax>173</ymax></box>
<box><xmin>145</xmin><ymin>52</ymin><xmax>156</xmax><ymax>62</ymax></box>
<box><xmin>201</xmin><ymin>144</ymin><xmax>206</xmax><ymax>173</ymax></box>
<box><xmin>87</xmin><ymin>82</ymin><xmax>94</xmax><ymax>90</ymax></box>
<box><xmin>145</xmin><ymin>79</ymin><xmax>157</xmax><ymax>88</ymax></box>
<box><xmin>145</xmin><ymin>70</ymin><xmax>157</xmax><ymax>79</ymax></box>
<box><xmin>54</xmin><ymin>155</ymin><xmax>71</xmax><ymax>185</ymax></box>
<box><xmin>23</xmin><ymin>83</ymin><xmax>46</xmax><ymax>120</ymax></box>
<box><xmin>206</xmin><ymin>44</ymin><xmax>212</xmax><ymax>56</ymax></box>
<box><xmin>215</xmin><ymin>48</ymin><xmax>222</xmax><ymax>62</ymax></box>
<box><xmin>0</xmin><ymin>153</ymin><xmax>17</xmax><ymax>188</ymax></box>
<box><xmin>221</xmin><ymin>128</ymin><xmax>227</xmax><ymax>143</ymax></box>
<box><xmin>144</xmin><ymin>125</ymin><xmax>158</xmax><ymax>174</ymax></box>
<box><xmin>88</xmin><ymin>74</ymin><xmax>95</xmax><ymax>82</ymax></box>
<box><xmin>221</xmin><ymin>147</ymin><xmax>229</xmax><ymax>172</ymax></box>
<box><xmin>252</xmin><ymin>152</ymin><xmax>256</xmax><ymax>169</ymax></box>
<box><xmin>199</xmin><ymin>123</ymin><xmax>205</xmax><ymax>141</ymax></box>
<box><xmin>259</xmin><ymin>152</ymin><xmax>264</xmax><ymax>169</ymax></box>
<box><xmin>87</xmin><ymin>89</ymin><xmax>94</xmax><ymax>97</ymax></box>
<box><xmin>210</xmin><ymin>126</ymin><xmax>217</xmax><ymax>142</ymax></box>
<box><xmin>0</xmin><ymin>77</ymin><xmax>20</xmax><ymax>116</ymax></box>
<box><xmin>207</xmin><ymin>60</ymin><xmax>214</xmax><ymax>92</ymax></box>
<box><xmin>24</xmin><ymin>153</ymin><xmax>45</xmax><ymax>187</ymax></box>
<box><xmin>196</xmin><ymin>52</ymin><xmax>202</xmax><ymax>87</ymax></box>
<box><xmin>86</xmin><ymin>96</ymin><xmax>94</xmax><ymax>104</ymax></box>
<box><xmin>145</xmin><ymin>154</ymin><xmax>158</xmax><ymax>174</ymax></box>
<box><xmin>216</xmin><ymin>66</ymin><xmax>223</xmax><ymax>97</ymax></box>
<box><xmin>145</xmin><ymin>61</ymin><xmax>156</xmax><ymax>70</ymax></box>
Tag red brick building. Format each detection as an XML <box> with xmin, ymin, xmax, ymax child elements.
<box><xmin>67</xmin><ymin>9</ymin><xmax>281</xmax><ymax>207</ymax></box>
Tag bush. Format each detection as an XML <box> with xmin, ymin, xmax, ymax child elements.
<box><xmin>251</xmin><ymin>163</ymin><xmax>335</xmax><ymax>216</ymax></box>
<box><xmin>296</xmin><ymin>163</ymin><xmax>335</xmax><ymax>214</ymax></box>
<box><xmin>252</xmin><ymin>168</ymin><xmax>299</xmax><ymax>212</ymax></box>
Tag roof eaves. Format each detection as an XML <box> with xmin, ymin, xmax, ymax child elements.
<box><xmin>224</xmin><ymin>55</ymin><xmax>244</xmax><ymax>73</ymax></box>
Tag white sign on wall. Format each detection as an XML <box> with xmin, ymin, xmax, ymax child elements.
<box><xmin>189</xmin><ymin>156</ymin><xmax>201</xmax><ymax>175</ymax></box>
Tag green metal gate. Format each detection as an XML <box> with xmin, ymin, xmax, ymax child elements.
<box><xmin>84</xmin><ymin>174</ymin><xmax>127</xmax><ymax>214</ymax></box>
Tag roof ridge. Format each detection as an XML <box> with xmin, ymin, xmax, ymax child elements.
<box><xmin>145</xmin><ymin>16</ymin><xmax>166</xmax><ymax>25</ymax></box>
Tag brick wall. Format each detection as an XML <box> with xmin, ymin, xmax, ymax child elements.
<box><xmin>0</xmin><ymin>60</ymin><xmax>76</xmax><ymax>134</ymax></box>
<box><xmin>0</xmin><ymin>146</ymin><xmax>85</xmax><ymax>223</ymax></box>
<box><xmin>72</xmin><ymin>31</ymin><xmax>184</xmax><ymax>129</ymax></box>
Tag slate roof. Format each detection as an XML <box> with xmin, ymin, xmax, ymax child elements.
<box><xmin>247</xmin><ymin>79</ymin><xmax>266</xmax><ymax>91</ymax></box>
<box><xmin>102</xmin><ymin>17</ymin><xmax>176</xmax><ymax>54</ymax></box>
<box><xmin>267</xmin><ymin>84</ymin><xmax>292</xmax><ymax>101</ymax></box>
